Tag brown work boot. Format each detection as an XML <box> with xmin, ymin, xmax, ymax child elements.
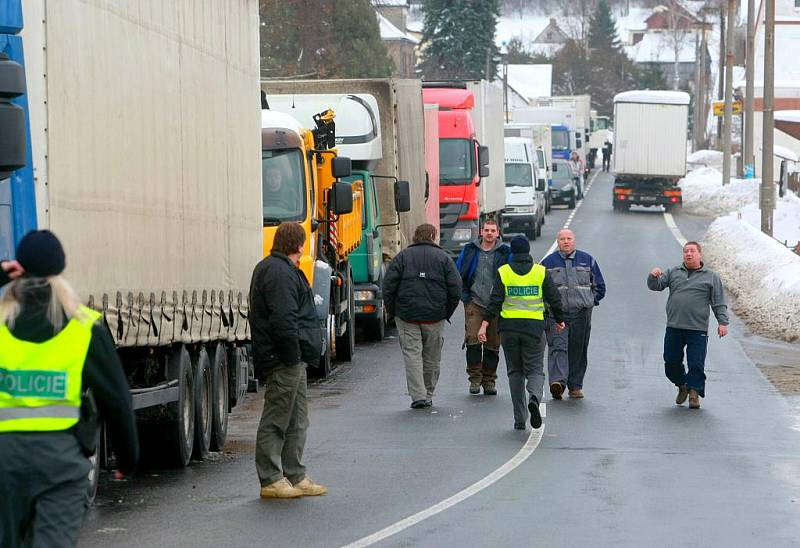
<box><xmin>482</xmin><ymin>382</ymin><xmax>497</xmax><ymax>396</ymax></box>
<box><xmin>260</xmin><ymin>478</ymin><xmax>303</xmax><ymax>499</ymax></box>
<box><xmin>676</xmin><ymin>384</ymin><xmax>689</xmax><ymax>405</ymax></box>
<box><xmin>688</xmin><ymin>389</ymin><xmax>700</xmax><ymax>409</ymax></box>
<box><xmin>568</xmin><ymin>388</ymin><xmax>584</xmax><ymax>399</ymax></box>
<box><xmin>293</xmin><ymin>477</ymin><xmax>328</xmax><ymax>496</ymax></box>
<box><xmin>550</xmin><ymin>382</ymin><xmax>565</xmax><ymax>400</ymax></box>
<box><xmin>469</xmin><ymin>382</ymin><xmax>481</xmax><ymax>395</ymax></box>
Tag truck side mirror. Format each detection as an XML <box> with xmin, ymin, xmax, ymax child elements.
<box><xmin>478</xmin><ymin>145</ymin><xmax>489</xmax><ymax>168</ymax></box>
<box><xmin>0</xmin><ymin>53</ymin><xmax>27</xmax><ymax>179</ymax></box>
<box><xmin>331</xmin><ymin>182</ymin><xmax>353</xmax><ymax>215</ymax></box>
<box><xmin>331</xmin><ymin>156</ymin><xmax>352</xmax><ymax>179</ymax></box>
<box><xmin>394</xmin><ymin>180</ymin><xmax>411</xmax><ymax>213</ymax></box>
<box><xmin>537</xmin><ymin>178</ymin><xmax>546</xmax><ymax>192</ymax></box>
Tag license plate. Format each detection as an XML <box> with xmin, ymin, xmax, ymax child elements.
<box><xmin>638</xmin><ymin>196</ymin><xmax>657</xmax><ymax>202</ymax></box>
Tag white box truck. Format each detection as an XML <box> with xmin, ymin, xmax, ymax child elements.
<box><xmin>467</xmin><ymin>80</ymin><xmax>507</xmax><ymax>221</ymax></box>
<box><xmin>612</xmin><ymin>90</ymin><xmax>690</xmax><ymax>212</ymax></box>
<box><xmin>505</xmin><ymin>123</ymin><xmax>554</xmax><ymax>212</ymax></box>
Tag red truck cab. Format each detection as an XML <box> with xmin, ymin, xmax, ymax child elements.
<box><xmin>423</xmin><ymin>86</ymin><xmax>489</xmax><ymax>256</ymax></box>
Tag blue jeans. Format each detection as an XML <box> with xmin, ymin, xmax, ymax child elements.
<box><xmin>663</xmin><ymin>327</ymin><xmax>708</xmax><ymax>397</ymax></box>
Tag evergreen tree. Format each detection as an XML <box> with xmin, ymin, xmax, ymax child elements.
<box><xmin>635</xmin><ymin>63</ymin><xmax>668</xmax><ymax>90</ymax></box>
<box><xmin>260</xmin><ymin>0</ymin><xmax>394</xmax><ymax>79</ymax></box>
<box><xmin>587</xmin><ymin>0</ymin><xmax>622</xmax><ymax>54</ymax></box>
<box><xmin>551</xmin><ymin>40</ymin><xmax>592</xmax><ymax>96</ymax></box>
<box><xmin>419</xmin><ymin>0</ymin><xmax>501</xmax><ymax>81</ymax></box>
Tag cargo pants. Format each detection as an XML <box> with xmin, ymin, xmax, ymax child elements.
<box><xmin>255</xmin><ymin>362</ymin><xmax>309</xmax><ymax>486</ymax></box>
<box><xmin>396</xmin><ymin>318</ymin><xmax>445</xmax><ymax>402</ymax></box>
<box><xmin>0</xmin><ymin>432</ymin><xmax>91</xmax><ymax>548</ymax></box>
<box><xmin>464</xmin><ymin>302</ymin><xmax>500</xmax><ymax>388</ymax></box>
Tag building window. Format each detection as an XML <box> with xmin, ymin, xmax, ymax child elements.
<box><xmin>547</xmin><ymin>31</ymin><xmax>553</xmax><ymax>40</ymax></box>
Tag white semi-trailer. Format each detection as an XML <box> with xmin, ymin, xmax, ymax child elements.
<box><xmin>10</xmin><ymin>0</ymin><xmax>262</xmax><ymax>481</ymax></box>
<box><xmin>612</xmin><ymin>90</ymin><xmax>690</xmax><ymax>212</ymax></box>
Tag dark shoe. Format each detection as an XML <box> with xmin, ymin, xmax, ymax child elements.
<box><xmin>514</xmin><ymin>422</ymin><xmax>526</xmax><ymax>430</ymax></box>
<box><xmin>410</xmin><ymin>400</ymin><xmax>427</xmax><ymax>409</ymax></box>
<box><xmin>483</xmin><ymin>384</ymin><xmax>497</xmax><ymax>396</ymax></box>
<box><xmin>469</xmin><ymin>383</ymin><xmax>480</xmax><ymax>395</ymax></box>
<box><xmin>688</xmin><ymin>389</ymin><xmax>700</xmax><ymax>409</ymax></box>
<box><xmin>549</xmin><ymin>382</ymin><xmax>564</xmax><ymax>400</ymax></box>
<box><xmin>568</xmin><ymin>388</ymin><xmax>584</xmax><ymax>399</ymax></box>
<box><xmin>528</xmin><ymin>397</ymin><xmax>542</xmax><ymax>429</ymax></box>
<box><xmin>423</xmin><ymin>400</ymin><xmax>433</xmax><ymax>407</ymax></box>
<box><xmin>676</xmin><ymin>384</ymin><xmax>689</xmax><ymax>405</ymax></box>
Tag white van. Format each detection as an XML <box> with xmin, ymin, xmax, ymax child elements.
<box><xmin>502</xmin><ymin>137</ymin><xmax>546</xmax><ymax>240</ymax></box>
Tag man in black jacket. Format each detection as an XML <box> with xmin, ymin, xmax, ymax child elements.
<box><xmin>383</xmin><ymin>224</ymin><xmax>462</xmax><ymax>409</ymax></box>
<box><xmin>0</xmin><ymin>231</ymin><xmax>138</xmax><ymax>548</ymax></box>
<box><xmin>249</xmin><ymin>222</ymin><xmax>326</xmax><ymax>499</ymax></box>
<box><xmin>478</xmin><ymin>236</ymin><xmax>565</xmax><ymax>430</ymax></box>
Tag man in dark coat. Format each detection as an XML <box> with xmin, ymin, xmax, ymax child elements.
<box><xmin>383</xmin><ymin>223</ymin><xmax>462</xmax><ymax>409</ymax></box>
<box><xmin>249</xmin><ymin>222</ymin><xmax>326</xmax><ymax>499</ymax></box>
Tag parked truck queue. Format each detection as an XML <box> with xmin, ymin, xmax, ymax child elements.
<box><xmin>0</xmin><ymin>0</ymin><xmax>612</xmax><ymax>507</ymax></box>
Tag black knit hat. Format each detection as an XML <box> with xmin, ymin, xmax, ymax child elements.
<box><xmin>510</xmin><ymin>235</ymin><xmax>530</xmax><ymax>255</ymax></box>
<box><xmin>15</xmin><ymin>230</ymin><xmax>66</xmax><ymax>277</ymax></box>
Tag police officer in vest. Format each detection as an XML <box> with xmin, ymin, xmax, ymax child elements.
<box><xmin>0</xmin><ymin>230</ymin><xmax>138</xmax><ymax>547</ymax></box>
<box><xmin>478</xmin><ymin>236</ymin><xmax>565</xmax><ymax>430</ymax></box>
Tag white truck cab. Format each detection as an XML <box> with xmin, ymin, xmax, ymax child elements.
<box><xmin>502</xmin><ymin>137</ymin><xmax>546</xmax><ymax>240</ymax></box>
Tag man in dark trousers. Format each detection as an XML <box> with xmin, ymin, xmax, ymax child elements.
<box><xmin>383</xmin><ymin>223</ymin><xmax>462</xmax><ymax>409</ymax></box>
<box><xmin>478</xmin><ymin>236</ymin><xmax>565</xmax><ymax>430</ymax></box>
<box><xmin>250</xmin><ymin>222</ymin><xmax>326</xmax><ymax>499</ymax></box>
<box><xmin>455</xmin><ymin>219</ymin><xmax>511</xmax><ymax>396</ymax></box>
<box><xmin>543</xmin><ymin>229</ymin><xmax>606</xmax><ymax>400</ymax></box>
<box><xmin>602</xmin><ymin>141</ymin><xmax>612</xmax><ymax>172</ymax></box>
<box><xmin>647</xmin><ymin>241</ymin><xmax>728</xmax><ymax>409</ymax></box>
<box><xmin>0</xmin><ymin>230</ymin><xmax>138</xmax><ymax>548</ymax></box>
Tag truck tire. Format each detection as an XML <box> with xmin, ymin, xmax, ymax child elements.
<box><xmin>208</xmin><ymin>342</ymin><xmax>229</xmax><ymax>452</ymax></box>
<box><xmin>165</xmin><ymin>345</ymin><xmax>194</xmax><ymax>467</ymax></box>
<box><xmin>311</xmin><ymin>316</ymin><xmax>333</xmax><ymax>378</ymax></box>
<box><xmin>86</xmin><ymin>430</ymin><xmax>102</xmax><ymax>505</ymax></box>
<box><xmin>335</xmin><ymin>269</ymin><xmax>356</xmax><ymax>362</ymax></box>
<box><xmin>568</xmin><ymin>196</ymin><xmax>576</xmax><ymax>209</ymax></box>
<box><xmin>364</xmin><ymin>302</ymin><xmax>386</xmax><ymax>342</ymax></box>
<box><xmin>192</xmin><ymin>347</ymin><xmax>212</xmax><ymax>460</ymax></box>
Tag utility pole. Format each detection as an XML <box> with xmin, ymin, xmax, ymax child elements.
<box><xmin>717</xmin><ymin>4</ymin><xmax>725</xmax><ymax>146</ymax></box>
<box><xmin>503</xmin><ymin>60</ymin><xmax>509</xmax><ymax>123</ymax></box>
<box><xmin>761</xmin><ymin>0</ymin><xmax>775</xmax><ymax>235</ymax></box>
<box><xmin>722</xmin><ymin>0</ymin><xmax>736</xmax><ymax>185</ymax></box>
<box><xmin>744</xmin><ymin>0</ymin><xmax>756</xmax><ymax>176</ymax></box>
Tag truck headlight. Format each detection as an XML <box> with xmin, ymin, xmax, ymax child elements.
<box><xmin>354</xmin><ymin>290</ymin><xmax>375</xmax><ymax>301</ymax></box>
<box><xmin>453</xmin><ymin>228</ymin><xmax>472</xmax><ymax>241</ymax></box>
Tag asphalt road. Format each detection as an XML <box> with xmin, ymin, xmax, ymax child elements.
<box><xmin>80</xmin><ymin>170</ymin><xmax>800</xmax><ymax>547</ymax></box>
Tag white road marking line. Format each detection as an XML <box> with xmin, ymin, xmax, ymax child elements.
<box><xmin>342</xmin><ymin>171</ymin><xmax>603</xmax><ymax>548</ymax></box>
<box><xmin>663</xmin><ymin>211</ymin><xmax>688</xmax><ymax>246</ymax></box>
<box><xmin>341</xmin><ymin>426</ymin><xmax>546</xmax><ymax>548</ymax></box>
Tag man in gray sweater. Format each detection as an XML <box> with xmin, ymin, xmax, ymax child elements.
<box><xmin>647</xmin><ymin>241</ymin><xmax>729</xmax><ymax>409</ymax></box>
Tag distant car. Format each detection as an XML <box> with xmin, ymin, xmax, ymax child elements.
<box><xmin>550</xmin><ymin>159</ymin><xmax>577</xmax><ymax>209</ymax></box>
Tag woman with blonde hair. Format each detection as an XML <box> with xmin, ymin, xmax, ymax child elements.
<box><xmin>0</xmin><ymin>230</ymin><xmax>138</xmax><ymax>548</ymax></box>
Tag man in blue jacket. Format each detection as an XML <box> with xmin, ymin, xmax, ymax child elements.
<box><xmin>542</xmin><ymin>229</ymin><xmax>606</xmax><ymax>399</ymax></box>
<box><xmin>455</xmin><ymin>220</ymin><xmax>511</xmax><ymax>395</ymax></box>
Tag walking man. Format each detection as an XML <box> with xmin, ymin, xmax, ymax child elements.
<box><xmin>383</xmin><ymin>223</ymin><xmax>462</xmax><ymax>409</ymax></box>
<box><xmin>250</xmin><ymin>222</ymin><xmax>327</xmax><ymax>499</ymax></box>
<box><xmin>602</xmin><ymin>141</ymin><xmax>612</xmax><ymax>173</ymax></box>
<box><xmin>455</xmin><ymin>219</ymin><xmax>511</xmax><ymax>396</ymax></box>
<box><xmin>543</xmin><ymin>229</ymin><xmax>606</xmax><ymax>400</ymax></box>
<box><xmin>478</xmin><ymin>236</ymin><xmax>565</xmax><ymax>429</ymax></box>
<box><xmin>647</xmin><ymin>241</ymin><xmax>728</xmax><ymax>409</ymax></box>
<box><xmin>0</xmin><ymin>231</ymin><xmax>138</xmax><ymax>547</ymax></box>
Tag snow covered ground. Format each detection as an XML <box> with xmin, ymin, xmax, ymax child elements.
<box><xmin>679</xmin><ymin>156</ymin><xmax>800</xmax><ymax>341</ymax></box>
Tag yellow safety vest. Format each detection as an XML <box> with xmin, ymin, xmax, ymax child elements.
<box><xmin>498</xmin><ymin>263</ymin><xmax>546</xmax><ymax>320</ymax></box>
<box><xmin>0</xmin><ymin>306</ymin><xmax>101</xmax><ymax>433</ymax></box>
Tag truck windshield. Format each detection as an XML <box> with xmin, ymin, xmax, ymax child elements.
<box><xmin>594</xmin><ymin>118</ymin><xmax>610</xmax><ymax>130</ymax></box>
<box><xmin>262</xmin><ymin>149</ymin><xmax>306</xmax><ymax>224</ymax></box>
<box><xmin>552</xmin><ymin>130</ymin><xmax>570</xmax><ymax>151</ymax></box>
<box><xmin>439</xmin><ymin>139</ymin><xmax>474</xmax><ymax>185</ymax></box>
<box><xmin>505</xmin><ymin>163</ymin><xmax>532</xmax><ymax>187</ymax></box>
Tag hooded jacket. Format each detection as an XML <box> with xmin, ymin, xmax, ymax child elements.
<box><xmin>455</xmin><ymin>241</ymin><xmax>512</xmax><ymax>304</ymax></box>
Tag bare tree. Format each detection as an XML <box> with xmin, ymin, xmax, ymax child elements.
<box><xmin>559</xmin><ymin>0</ymin><xmax>598</xmax><ymax>47</ymax></box>
<box><xmin>655</xmin><ymin>0</ymin><xmax>695</xmax><ymax>90</ymax></box>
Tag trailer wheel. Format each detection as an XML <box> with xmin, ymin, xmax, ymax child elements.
<box><xmin>192</xmin><ymin>347</ymin><xmax>212</xmax><ymax>460</ymax></box>
<box><xmin>208</xmin><ymin>342</ymin><xmax>229</xmax><ymax>452</ymax></box>
<box><xmin>165</xmin><ymin>345</ymin><xmax>194</xmax><ymax>467</ymax></box>
<box><xmin>335</xmin><ymin>269</ymin><xmax>356</xmax><ymax>362</ymax></box>
<box><xmin>86</xmin><ymin>430</ymin><xmax>102</xmax><ymax>505</ymax></box>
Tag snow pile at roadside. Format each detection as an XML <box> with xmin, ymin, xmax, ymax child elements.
<box><xmin>679</xmin><ymin>167</ymin><xmax>760</xmax><ymax>216</ymax></box>
<box><xmin>687</xmin><ymin>149</ymin><xmax>723</xmax><ymax>170</ymax></box>
<box><xmin>703</xmin><ymin>216</ymin><xmax>800</xmax><ymax>341</ymax></box>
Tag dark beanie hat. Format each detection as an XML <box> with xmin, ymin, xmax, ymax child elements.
<box><xmin>15</xmin><ymin>230</ymin><xmax>66</xmax><ymax>277</ymax></box>
<box><xmin>510</xmin><ymin>235</ymin><xmax>530</xmax><ymax>255</ymax></box>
